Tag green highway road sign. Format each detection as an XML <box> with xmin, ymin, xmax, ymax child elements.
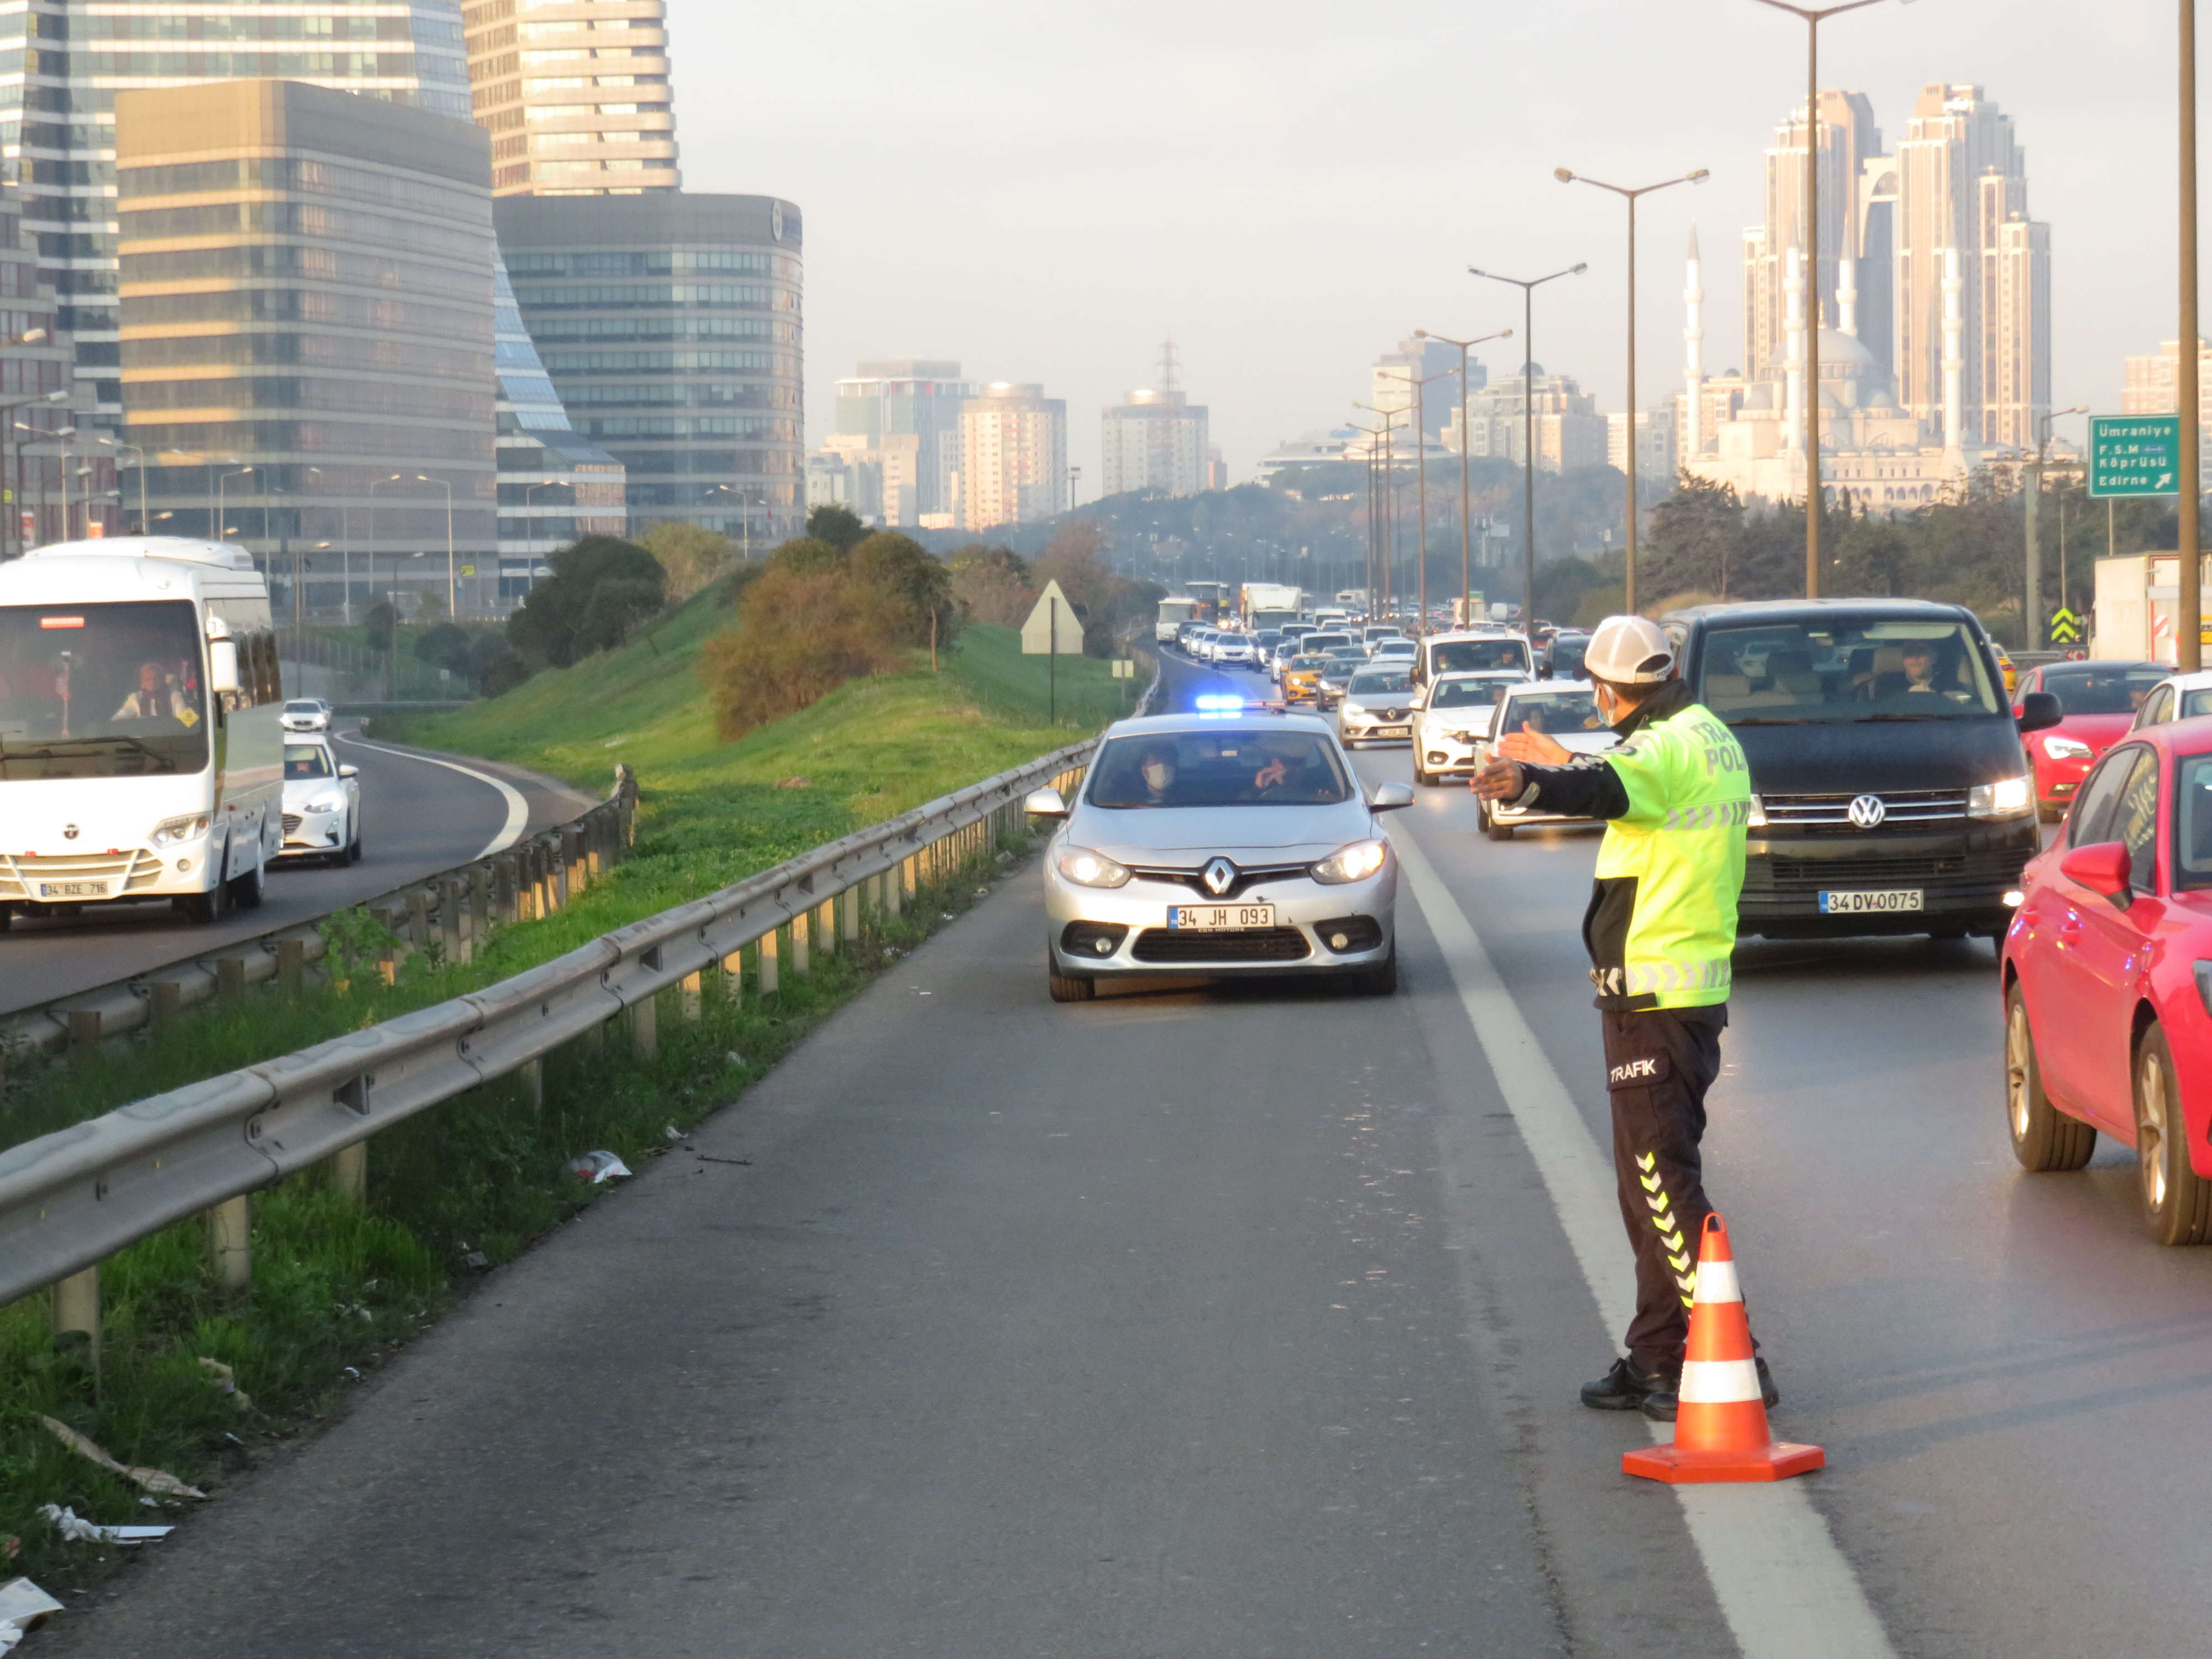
<box><xmin>2089</xmin><ymin>414</ymin><xmax>2182</xmax><ymax>498</ymax></box>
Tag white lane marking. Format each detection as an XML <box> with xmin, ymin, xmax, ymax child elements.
<box><xmin>335</xmin><ymin>732</ymin><xmax>531</xmax><ymax>859</ymax></box>
<box><xmin>1388</xmin><ymin>824</ymin><xmax>1898</xmax><ymax>1659</ymax></box>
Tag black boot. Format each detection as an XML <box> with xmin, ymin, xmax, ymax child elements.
<box><xmin>1580</xmin><ymin>1356</ymin><xmax>1675</xmax><ymax>1411</ymax></box>
<box><xmin>1639</xmin><ymin>1356</ymin><xmax>1778</xmax><ymax>1423</ymax></box>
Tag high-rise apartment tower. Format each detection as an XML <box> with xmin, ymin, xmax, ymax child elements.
<box><xmin>462</xmin><ymin>0</ymin><xmax>680</xmax><ymax>196</ymax></box>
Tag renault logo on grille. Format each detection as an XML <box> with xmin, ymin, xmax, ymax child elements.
<box><xmin>1202</xmin><ymin>857</ymin><xmax>1238</xmax><ymax>896</ymax></box>
<box><xmin>1846</xmin><ymin>794</ymin><xmax>1887</xmax><ymax>830</ymax></box>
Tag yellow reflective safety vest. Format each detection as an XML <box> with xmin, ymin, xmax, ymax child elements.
<box><xmin>1587</xmin><ymin>693</ymin><xmax>1750</xmax><ymax>1010</ymax></box>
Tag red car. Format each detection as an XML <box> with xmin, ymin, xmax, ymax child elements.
<box><xmin>2014</xmin><ymin>660</ymin><xmax>2166</xmax><ymax>821</ymax></box>
<box><xmin>2001</xmin><ymin>718</ymin><xmax>2212</xmax><ymax>1243</ymax></box>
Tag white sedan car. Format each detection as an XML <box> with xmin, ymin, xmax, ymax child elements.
<box><xmin>1411</xmin><ymin>670</ymin><xmax>1528</xmax><ymax>785</ymax></box>
<box><xmin>1472</xmin><ymin>679</ymin><xmax>1618</xmax><ymax>842</ymax></box>
<box><xmin>1028</xmin><ymin>708</ymin><xmax>1411</xmax><ymax>1000</ymax></box>
<box><xmin>280</xmin><ymin>697</ymin><xmax>332</xmax><ymax>733</ymax></box>
<box><xmin>280</xmin><ymin>737</ymin><xmax>362</xmax><ymax>864</ymax></box>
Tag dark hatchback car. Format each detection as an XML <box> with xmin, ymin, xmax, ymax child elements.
<box><xmin>1662</xmin><ymin>599</ymin><xmax>2060</xmax><ymax>938</ymax></box>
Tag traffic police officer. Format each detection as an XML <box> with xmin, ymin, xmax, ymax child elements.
<box><xmin>1474</xmin><ymin>614</ymin><xmax>1772</xmax><ymax>1422</ymax></box>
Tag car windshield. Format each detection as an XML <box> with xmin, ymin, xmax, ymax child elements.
<box><xmin>284</xmin><ymin>700</ymin><xmax>321</xmax><ymax>714</ymax></box>
<box><xmin>1431</xmin><ymin>638</ymin><xmax>1531</xmax><ymax>674</ymax></box>
<box><xmin>1087</xmin><ymin>729</ymin><xmax>1355</xmax><ymax>808</ymax></box>
<box><xmin>1503</xmin><ymin>689</ymin><xmax>1605</xmax><ymax>733</ymax></box>
<box><xmin>1255</xmin><ymin>630</ymin><xmax>1281</xmax><ymax>646</ymax></box>
<box><xmin>1695</xmin><ymin>618</ymin><xmax>2004</xmax><ymax>723</ymax></box>
<box><xmin>1288</xmin><ymin>655</ymin><xmax>1329</xmax><ymax>671</ymax></box>
<box><xmin>1304</xmin><ymin>635</ymin><xmax>1351</xmax><ymax>653</ymax></box>
<box><xmin>1551</xmin><ymin>638</ymin><xmax>1589</xmax><ymax>672</ymax></box>
<box><xmin>2040</xmin><ymin>666</ymin><xmax>2165</xmax><ymax>716</ymax></box>
<box><xmin>1431</xmin><ymin>678</ymin><xmax>1510</xmax><ymax>708</ymax></box>
<box><xmin>0</xmin><ymin>599</ymin><xmax>210</xmax><ymax>779</ymax></box>
<box><xmin>285</xmin><ymin>744</ymin><xmax>334</xmax><ymax>780</ymax></box>
<box><xmin>1348</xmin><ymin>670</ymin><xmax>1410</xmax><ymax>695</ymax></box>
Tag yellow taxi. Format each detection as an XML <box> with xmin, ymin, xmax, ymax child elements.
<box><xmin>1992</xmin><ymin>641</ymin><xmax>2016</xmax><ymax>695</ymax></box>
<box><xmin>1279</xmin><ymin>653</ymin><xmax>1330</xmax><ymax>705</ymax></box>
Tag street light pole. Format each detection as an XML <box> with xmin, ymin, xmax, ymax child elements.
<box><xmin>1469</xmin><ymin>263</ymin><xmax>1587</xmax><ymax>630</ymax></box>
<box><xmin>1749</xmin><ymin>0</ymin><xmax>1906</xmax><ymax>598</ymax></box>
<box><xmin>2026</xmin><ymin>405</ymin><xmax>2086</xmax><ymax>651</ymax></box>
<box><xmin>1354</xmin><ymin>402</ymin><xmax>1407</xmax><ymax>620</ymax></box>
<box><xmin>2184</xmin><ymin>0</ymin><xmax>2204</xmax><ymax>672</ymax></box>
<box><xmin>415</xmin><ymin>474</ymin><xmax>455</xmax><ymax>617</ymax></box>
<box><xmin>1390</xmin><ymin>363</ymin><xmax>1460</xmax><ymax>630</ymax></box>
<box><xmin>1349</xmin><ymin>420</ymin><xmax>1387</xmax><ymax>609</ymax></box>
<box><xmin>1553</xmin><ymin>167</ymin><xmax>1709</xmax><ymax>614</ymax></box>
<box><xmin>1415</xmin><ymin>327</ymin><xmax>1513</xmax><ymax>628</ymax></box>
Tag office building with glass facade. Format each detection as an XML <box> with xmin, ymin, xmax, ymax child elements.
<box><xmin>463</xmin><ymin>0</ymin><xmax>680</xmax><ymax>197</ymax></box>
<box><xmin>497</xmin><ymin>191</ymin><xmax>802</xmax><ymax>546</ymax></box>
<box><xmin>0</xmin><ymin>1</ymin><xmax>473</xmax><ymax>425</ymax></box>
<box><xmin>115</xmin><ymin>79</ymin><xmax>496</xmax><ymax>618</ymax></box>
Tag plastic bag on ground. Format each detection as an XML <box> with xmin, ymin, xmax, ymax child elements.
<box><xmin>37</xmin><ymin>1506</ymin><xmax>170</xmax><ymax>1545</ymax></box>
<box><xmin>566</xmin><ymin>1151</ymin><xmax>632</xmax><ymax>1185</ymax></box>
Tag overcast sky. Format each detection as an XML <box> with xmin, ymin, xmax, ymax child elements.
<box><xmin>674</xmin><ymin>0</ymin><xmax>2178</xmax><ymax>492</ymax></box>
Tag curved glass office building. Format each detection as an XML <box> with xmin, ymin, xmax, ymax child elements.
<box><xmin>496</xmin><ymin>191</ymin><xmax>801</xmax><ymax>546</ymax></box>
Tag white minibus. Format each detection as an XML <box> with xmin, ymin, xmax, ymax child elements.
<box><xmin>0</xmin><ymin>536</ymin><xmax>283</xmax><ymax>926</ymax></box>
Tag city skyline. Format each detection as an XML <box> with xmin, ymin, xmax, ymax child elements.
<box><xmin>670</xmin><ymin>0</ymin><xmax>2164</xmax><ymax>493</ymax></box>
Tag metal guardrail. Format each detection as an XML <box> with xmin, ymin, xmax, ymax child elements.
<box><xmin>0</xmin><ymin>739</ymin><xmax>1102</xmax><ymax>1312</ymax></box>
<box><xmin>0</xmin><ymin>780</ymin><xmax>634</xmax><ymax>1073</ymax></box>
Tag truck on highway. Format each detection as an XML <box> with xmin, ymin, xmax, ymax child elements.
<box><xmin>1240</xmin><ymin>582</ymin><xmax>1305</xmax><ymax>632</ymax></box>
<box><xmin>0</xmin><ymin>536</ymin><xmax>284</xmax><ymax>928</ymax></box>
<box><xmin>1156</xmin><ymin>594</ymin><xmax>1202</xmax><ymax>643</ymax></box>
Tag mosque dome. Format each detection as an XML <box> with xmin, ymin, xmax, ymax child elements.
<box><xmin>1768</xmin><ymin>328</ymin><xmax>1881</xmax><ymax>378</ymax></box>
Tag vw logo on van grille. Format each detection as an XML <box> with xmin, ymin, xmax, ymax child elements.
<box><xmin>1846</xmin><ymin>794</ymin><xmax>1887</xmax><ymax>830</ymax></box>
<box><xmin>1202</xmin><ymin>857</ymin><xmax>1238</xmax><ymax>896</ymax></box>
<box><xmin>61</xmin><ymin>824</ymin><xmax>79</xmax><ymax>840</ymax></box>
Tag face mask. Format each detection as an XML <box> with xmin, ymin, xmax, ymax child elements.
<box><xmin>1143</xmin><ymin>762</ymin><xmax>1171</xmax><ymax>790</ymax></box>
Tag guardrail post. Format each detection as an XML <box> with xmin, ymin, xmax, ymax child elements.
<box><xmin>66</xmin><ymin>1008</ymin><xmax>100</xmax><ymax>1051</ymax></box>
<box><xmin>208</xmin><ymin>1196</ymin><xmax>251</xmax><ymax>1291</ymax></box>
<box><xmin>406</xmin><ymin>888</ymin><xmax>434</xmax><ymax>962</ymax></box>
<box><xmin>891</xmin><ymin>855</ymin><xmax>908</xmax><ymax>916</ymax></box>
<box><xmin>439</xmin><ymin>878</ymin><xmax>468</xmax><ymax>964</ymax></box>
<box><xmin>564</xmin><ymin>826</ymin><xmax>586</xmax><ymax>898</ymax></box>
<box><xmin>498</xmin><ymin>855</ymin><xmax>519</xmax><ymax>925</ymax></box>
<box><xmin>276</xmin><ymin>936</ymin><xmax>305</xmax><ymax>995</ymax></box>
<box><xmin>816</xmin><ymin>898</ymin><xmax>836</xmax><ymax>959</ymax></box>
<box><xmin>791</xmin><ymin>909</ymin><xmax>810</xmax><ymax>977</ymax></box>
<box><xmin>721</xmin><ymin>942</ymin><xmax>744</xmax><ymax>1007</ymax></box>
<box><xmin>217</xmin><ymin>956</ymin><xmax>247</xmax><ymax>999</ymax></box>
<box><xmin>759</xmin><ymin>926</ymin><xmax>780</xmax><ymax>995</ymax></box>
<box><xmin>842</xmin><ymin>884</ymin><xmax>861</xmax><ymax>946</ymax></box>
<box><xmin>149</xmin><ymin>978</ymin><xmax>183</xmax><ymax>1027</ymax></box>
<box><xmin>520</xmin><ymin>1055</ymin><xmax>544</xmax><ymax>1113</ymax></box>
<box><xmin>371</xmin><ymin>906</ymin><xmax>401</xmax><ymax>983</ymax></box>
<box><xmin>332</xmin><ymin>1141</ymin><xmax>367</xmax><ymax>1206</ymax></box>
<box><xmin>632</xmin><ymin>991</ymin><xmax>658</xmax><ymax>1061</ymax></box>
<box><xmin>533</xmin><ymin>843</ymin><xmax>552</xmax><ymax>918</ymax></box>
<box><xmin>681</xmin><ymin>969</ymin><xmax>702</xmax><ymax>1023</ymax></box>
<box><xmin>51</xmin><ymin>1266</ymin><xmax>97</xmax><ymax>1369</ymax></box>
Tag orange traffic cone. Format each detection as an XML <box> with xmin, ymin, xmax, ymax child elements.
<box><xmin>1622</xmin><ymin>1213</ymin><xmax>1823</xmax><ymax>1485</ymax></box>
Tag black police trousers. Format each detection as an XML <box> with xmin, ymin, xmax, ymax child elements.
<box><xmin>1601</xmin><ymin>1004</ymin><xmax>1729</xmax><ymax>1373</ymax></box>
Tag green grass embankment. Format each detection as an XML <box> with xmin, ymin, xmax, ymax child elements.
<box><xmin>0</xmin><ymin>603</ymin><xmax>1121</xmax><ymax>1588</ymax></box>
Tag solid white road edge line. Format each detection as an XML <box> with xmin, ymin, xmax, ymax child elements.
<box><xmin>335</xmin><ymin>732</ymin><xmax>530</xmax><ymax>859</ymax></box>
<box><xmin>1389</xmin><ymin>823</ymin><xmax>1898</xmax><ymax>1659</ymax></box>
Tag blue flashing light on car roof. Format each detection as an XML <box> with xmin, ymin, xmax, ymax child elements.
<box><xmin>1193</xmin><ymin>695</ymin><xmax>1245</xmax><ymax>713</ymax></box>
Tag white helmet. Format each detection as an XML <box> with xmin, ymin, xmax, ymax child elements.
<box><xmin>1582</xmin><ymin>614</ymin><xmax>1674</xmax><ymax>685</ymax></box>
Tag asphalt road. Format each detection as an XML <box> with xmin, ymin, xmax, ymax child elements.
<box><xmin>39</xmin><ymin>652</ymin><xmax>2212</xmax><ymax>1656</ymax></box>
<box><xmin>0</xmin><ymin>726</ymin><xmax>597</xmax><ymax>1016</ymax></box>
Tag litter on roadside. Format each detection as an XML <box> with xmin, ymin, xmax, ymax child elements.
<box><xmin>39</xmin><ymin>1417</ymin><xmax>206</xmax><ymax>1500</ymax></box>
<box><xmin>663</xmin><ymin>1125</ymin><xmax>682</xmax><ymax>1141</ymax></box>
<box><xmin>36</xmin><ymin>1506</ymin><xmax>171</xmax><ymax>1546</ymax></box>
<box><xmin>0</xmin><ymin>1577</ymin><xmax>63</xmax><ymax>1650</ymax></box>
<box><xmin>196</xmin><ymin>1358</ymin><xmax>252</xmax><ymax>1411</ymax></box>
<box><xmin>566</xmin><ymin>1150</ymin><xmax>632</xmax><ymax>1184</ymax></box>
<box><xmin>724</xmin><ymin>1051</ymin><xmax>745</xmax><ymax>1064</ymax></box>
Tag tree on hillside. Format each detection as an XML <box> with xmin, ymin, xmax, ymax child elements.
<box><xmin>947</xmin><ymin>542</ymin><xmax>1035</xmax><ymax>627</ymax></box>
<box><xmin>505</xmin><ymin>534</ymin><xmax>666</xmax><ymax>668</ymax></box>
<box><xmin>850</xmin><ymin>531</ymin><xmax>959</xmax><ymax>649</ymax></box>
<box><xmin>638</xmin><ymin>521</ymin><xmax>735</xmax><ymax>603</ymax></box>
<box><xmin>1034</xmin><ymin>521</ymin><xmax>1164</xmax><ymax>656</ymax></box>
<box><xmin>1643</xmin><ymin>474</ymin><xmax>1745</xmax><ymax>602</ymax></box>
<box><xmin>806</xmin><ymin>503</ymin><xmax>868</xmax><ymax>552</ymax></box>
<box><xmin>767</xmin><ymin>535</ymin><xmax>847</xmax><ymax>576</ymax></box>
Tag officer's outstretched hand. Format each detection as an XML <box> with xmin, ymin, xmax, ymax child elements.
<box><xmin>1473</xmin><ymin>756</ymin><xmax>1524</xmax><ymax>801</ymax></box>
<box><xmin>1496</xmin><ymin>723</ymin><xmax>1574</xmax><ymax>766</ymax></box>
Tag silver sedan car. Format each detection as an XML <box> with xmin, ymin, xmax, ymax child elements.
<box><xmin>1336</xmin><ymin>666</ymin><xmax>1416</xmax><ymax>748</ymax></box>
<box><xmin>1027</xmin><ymin>709</ymin><xmax>1411</xmax><ymax>1001</ymax></box>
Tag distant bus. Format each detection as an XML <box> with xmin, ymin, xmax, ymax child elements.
<box><xmin>0</xmin><ymin>536</ymin><xmax>284</xmax><ymax>927</ymax></box>
<box><xmin>1183</xmin><ymin>581</ymin><xmax>1232</xmax><ymax>623</ymax></box>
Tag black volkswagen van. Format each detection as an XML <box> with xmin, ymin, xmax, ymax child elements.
<box><xmin>1661</xmin><ymin>599</ymin><xmax>2060</xmax><ymax>938</ymax></box>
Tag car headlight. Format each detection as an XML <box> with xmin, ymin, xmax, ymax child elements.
<box><xmin>1056</xmin><ymin>846</ymin><xmax>1131</xmax><ymax>889</ymax></box>
<box><xmin>2042</xmin><ymin>735</ymin><xmax>2093</xmax><ymax>761</ymax></box>
<box><xmin>1746</xmin><ymin>792</ymin><xmax>1767</xmax><ymax>830</ymax></box>
<box><xmin>150</xmin><ymin>813</ymin><xmax>210</xmax><ymax>847</ymax></box>
<box><xmin>305</xmin><ymin>793</ymin><xmax>346</xmax><ymax>815</ymax></box>
<box><xmin>1968</xmin><ymin>774</ymin><xmax>2033</xmax><ymax>820</ymax></box>
<box><xmin>1312</xmin><ymin>838</ymin><xmax>1389</xmax><ymax>885</ymax></box>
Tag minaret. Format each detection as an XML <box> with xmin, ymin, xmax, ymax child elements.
<box><xmin>1784</xmin><ymin>246</ymin><xmax>1805</xmax><ymax>457</ymax></box>
<box><xmin>1838</xmin><ymin>257</ymin><xmax>1859</xmax><ymax>338</ymax></box>
<box><xmin>1941</xmin><ymin>247</ymin><xmax>1965</xmax><ymax>450</ymax></box>
<box><xmin>1684</xmin><ymin>225</ymin><xmax>1705</xmax><ymax>461</ymax></box>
